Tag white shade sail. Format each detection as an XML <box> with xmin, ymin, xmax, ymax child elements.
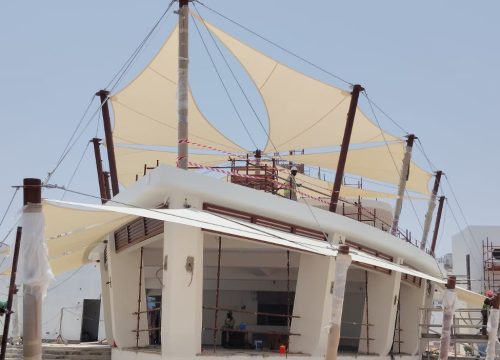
<box><xmin>203</xmin><ymin>20</ymin><xmax>399</xmax><ymax>153</ymax></box>
<box><xmin>281</xmin><ymin>143</ymin><xmax>432</xmax><ymax>195</ymax></box>
<box><xmin>44</xmin><ymin>199</ymin><xmax>445</xmax><ymax>284</ymax></box>
<box><xmin>111</xmin><ymin>26</ymin><xmax>245</xmax><ymax>153</ymax></box>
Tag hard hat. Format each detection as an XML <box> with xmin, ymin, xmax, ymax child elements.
<box><xmin>486</xmin><ymin>290</ymin><xmax>494</xmax><ymax>297</ymax></box>
<box><xmin>291</xmin><ymin>166</ymin><xmax>298</xmax><ymax>171</ymax></box>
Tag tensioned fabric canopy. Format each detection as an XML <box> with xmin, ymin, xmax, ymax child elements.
<box><xmin>281</xmin><ymin>143</ymin><xmax>432</xmax><ymax>195</ymax></box>
<box><xmin>203</xmin><ymin>20</ymin><xmax>399</xmax><ymax>153</ymax></box>
<box><xmin>45</xmin><ymin>199</ymin><xmax>444</xmax><ymax>284</ymax></box>
<box><xmin>110</xmin><ymin>26</ymin><xmax>245</xmax><ymax>153</ymax></box>
<box><xmin>113</xmin><ymin>145</ymin><xmax>424</xmax><ymax>199</ymax></box>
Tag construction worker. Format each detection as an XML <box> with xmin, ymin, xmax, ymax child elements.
<box><xmin>284</xmin><ymin>166</ymin><xmax>299</xmax><ymax>201</ymax></box>
<box><xmin>0</xmin><ymin>299</ymin><xmax>7</xmax><ymax>316</ymax></box>
<box><xmin>481</xmin><ymin>289</ymin><xmax>494</xmax><ymax>335</ymax></box>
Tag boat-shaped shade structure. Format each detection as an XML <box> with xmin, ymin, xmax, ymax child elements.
<box><xmin>282</xmin><ymin>143</ymin><xmax>432</xmax><ymax>195</ymax></box>
<box><xmin>110</xmin><ymin>26</ymin><xmax>245</xmax><ymax>153</ymax></box>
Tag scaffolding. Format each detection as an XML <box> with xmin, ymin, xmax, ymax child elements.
<box><xmin>419</xmin><ymin>307</ymin><xmax>489</xmax><ymax>360</ymax></box>
<box><xmin>482</xmin><ymin>237</ymin><xmax>500</xmax><ymax>294</ymax></box>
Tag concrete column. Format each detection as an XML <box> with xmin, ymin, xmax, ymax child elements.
<box><xmin>358</xmin><ymin>262</ymin><xmax>402</xmax><ymax>355</ymax></box>
<box><xmin>289</xmin><ymin>254</ymin><xmax>336</xmax><ymax>355</ymax></box>
<box><xmin>161</xmin><ymin>198</ymin><xmax>204</xmax><ymax>357</ymax></box>
<box><xmin>398</xmin><ymin>282</ymin><xmax>426</xmax><ymax>355</ymax></box>
<box><xmin>107</xmin><ymin>237</ymin><xmax>148</xmax><ymax>348</ymax></box>
<box><xmin>99</xmin><ymin>239</ymin><xmax>114</xmax><ymax>346</ymax></box>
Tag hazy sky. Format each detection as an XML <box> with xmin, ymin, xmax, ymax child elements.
<box><xmin>0</xmin><ymin>0</ymin><xmax>499</xmax><ymax>259</ymax></box>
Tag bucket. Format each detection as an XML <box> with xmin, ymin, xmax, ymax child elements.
<box><xmin>254</xmin><ymin>340</ymin><xmax>263</xmax><ymax>350</ymax></box>
<box><xmin>279</xmin><ymin>345</ymin><xmax>286</xmax><ymax>355</ymax></box>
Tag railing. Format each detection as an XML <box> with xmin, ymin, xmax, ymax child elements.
<box><xmin>137</xmin><ymin>159</ymin><xmax>425</xmax><ymax>252</ymax></box>
<box><xmin>419</xmin><ymin>307</ymin><xmax>487</xmax><ymax>359</ymax></box>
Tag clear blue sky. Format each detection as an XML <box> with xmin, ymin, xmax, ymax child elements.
<box><xmin>1</xmin><ymin>0</ymin><xmax>499</xmax><ymax>258</ymax></box>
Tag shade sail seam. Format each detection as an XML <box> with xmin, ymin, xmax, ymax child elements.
<box><xmin>113</xmin><ymin>101</ymin><xmax>245</xmax><ymax>152</ymax></box>
<box><xmin>259</xmin><ymin>62</ymin><xmax>279</xmax><ymax>90</ymax></box>
<box><xmin>147</xmin><ymin>66</ymin><xmax>177</xmax><ymax>85</ymax></box>
<box><xmin>276</xmin><ymin>95</ymin><xmax>349</xmax><ymax>150</ymax></box>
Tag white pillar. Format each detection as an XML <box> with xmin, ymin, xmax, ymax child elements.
<box><xmin>438</xmin><ymin>277</ymin><xmax>456</xmax><ymax>360</ymax></box>
<box><xmin>161</xmin><ymin>198</ymin><xmax>204</xmax><ymax>357</ymax></box>
<box><xmin>358</xmin><ymin>263</ymin><xmax>402</xmax><ymax>355</ymax></box>
<box><xmin>289</xmin><ymin>254</ymin><xmax>336</xmax><ymax>355</ymax></box>
<box><xmin>99</xmin><ymin>239</ymin><xmax>114</xmax><ymax>346</ymax></box>
<box><xmin>107</xmin><ymin>240</ymin><xmax>148</xmax><ymax>348</ymax></box>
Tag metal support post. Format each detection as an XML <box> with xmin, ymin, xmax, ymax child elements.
<box><xmin>0</xmin><ymin>227</ymin><xmax>22</xmax><ymax>360</ymax></box>
<box><xmin>430</xmin><ymin>196</ymin><xmax>445</xmax><ymax>256</ymax></box>
<box><xmin>420</xmin><ymin>171</ymin><xmax>442</xmax><ymax>250</ymax></box>
<box><xmin>177</xmin><ymin>0</ymin><xmax>189</xmax><ymax>169</ymax></box>
<box><xmin>91</xmin><ymin>138</ymin><xmax>108</xmax><ymax>203</ymax></box>
<box><xmin>391</xmin><ymin>134</ymin><xmax>416</xmax><ymax>235</ymax></box>
<box><xmin>22</xmin><ymin>178</ymin><xmax>43</xmax><ymax>360</ymax></box>
<box><xmin>213</xmin><ymin>237</ymin><xmax>222</xmax><ymax>352</ymax></box>
<box><xmin>96</xmin><ymin>90</ymin><xmax>119</xmax><ymax>196</ymax></box>
<box><xmin>136</xmin><ymin>247</ymin><xmax>144</xmax><ymax>348</ymax></box>
<box><xmin>329</xmin><ymin>84</ymin><xmax>364</xmax><ymax>213</ymax></box>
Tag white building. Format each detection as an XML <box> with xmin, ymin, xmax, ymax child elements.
<box><xmin>452</xmin><ymin>225</ymin><xmax>500</xmax><ymax>294</ymax></box>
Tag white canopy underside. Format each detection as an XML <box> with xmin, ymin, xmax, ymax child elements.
<box><xmin>45</xmin><ymin>199</ymin><xmax>441</xmax><ymax>282</ymax></box>
<box><xmin>115</xmin><ymin>147</ymin><xmax>425</xmax><ymax>200</ymax></box>
<box><xmin>282</xmin><ymin>143</ymin><xmax>432</xmax><ymax>195</ymax></box>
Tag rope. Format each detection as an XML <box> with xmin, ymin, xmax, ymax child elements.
<box><xmin>191</xmin><ymin>13</ymin><xmax>258</xmax><ymax>150</ymax></box>
<box><xmin>192</xmin><ymin>5</ymin><xmax>281</xmax><ymax>155</ymax></box>
<box><xmin>363</xmin><ymin>90</ymin><xmax>425</xmax><ymax>237</ymax></box>
<box><xmin>61</xmin><ymin>142</ymin><xmax>91</xmax><ymax>200</ymax></box>
<box><xmin>0</xmin><ymin>187</ymin><xmax>19</xmax><ymax>231</ymax></box>
<box><xmin>105</xmin><ymin>0</ymin><xmax>176</xmax><ymax>92</ymax></box>
<box><xmin>194</xmin><ymin>0</ymin><xmax>353</xmax><ymax>87</ymax></box>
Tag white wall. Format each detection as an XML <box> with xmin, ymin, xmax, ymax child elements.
<box><xmin>36</xmin><ymin>263</ymin><xmax>105</xmax><ymax>341</ymax></box>
<box><xmin>452</xmin><ymin>225</ymin><xmax>500</xmax><ymax>293</ymax></box>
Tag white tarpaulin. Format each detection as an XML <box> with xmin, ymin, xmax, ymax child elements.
<box><xmin>44</xmin><ymin>199</ymin><xmax>445</xmax><ymax>285</ymax></box>
<box><xmin>19</xmin><ymin>209</ymin><xmax>53</xmax><ymax>297</ymax></box>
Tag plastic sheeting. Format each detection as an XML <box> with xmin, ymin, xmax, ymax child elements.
<box><xmin>203</xmin><ymin>20</ymin><xmax>399</xmax><ymax>153</ymax></box>
<box><xmin>326</xmin><ymin>253</ymin><xmax>352</xmax><ymax>360</ymax></box>
<box><xmin>438</xmin><ymin>289</ymin><xmax>457</xmax><ymax>360</ymax></box>
<box><xmin>19</xmin><ymin>209</ymin><xmax>53</xmax><ymax>297</ymax></box>
<box><xmin>485</xmin><ymin>308</ymin><xmax>499</xmax><ymax>360</ymax></box>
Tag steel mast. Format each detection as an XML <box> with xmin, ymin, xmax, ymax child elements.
<box><xmin>177</xmin><ymin>0</ymin><xmax>189</xmax><ymax>169</ymax></box>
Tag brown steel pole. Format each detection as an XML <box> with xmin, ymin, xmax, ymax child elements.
<box><xmin>22</xmin><ymin>178</ymin><xmax>43</xmax><ymax>360</ymax></box>
<box><xmin>430</xmin><ymin>196</ymin><xmax>445</xmax><ymax>256</ymax></box>
<box><xmin>0</xmin><ymin>227</ymin><xmax>22</xmax><ymax>360</ymax></box>
<box><xmin>103</xmin><ymin>172</ymin><xmax>111</xmax><ymax>201</ymax></box>
<box><xmin>420</xmin><ymin>170</ymin><xmax>443</xmax><ymax>250</ymax></box>
<box><xmin>91</xmin><ymin>138</ymin><xmax>107</xmax><ymax>204</ymax></box>
<box><xmin>329</xmin><ymin>84</ymin><xmax>364</xmax><ymax>213</ymax></box>
<box><xmin>465</xmin><ymin>255</ymin><xmax>471</xmax><ymax>290</ymax></box>
<box><xmin>96</xmin><ymin>90</ymin><xmax>119</xmax><ymax>196</ymax></box>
